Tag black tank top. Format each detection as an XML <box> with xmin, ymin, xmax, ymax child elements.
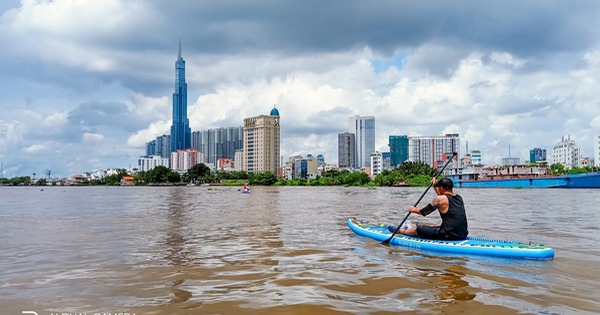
<box><xmin>440</xmin><ymin>194</ymin><xmax>469</xmax><ymax>240</ymax></box>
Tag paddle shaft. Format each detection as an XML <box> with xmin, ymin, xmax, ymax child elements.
<box><xmin>382</xmin><ymin>152</ymin><xmax>457</xmax><ymax>244</ymax></box>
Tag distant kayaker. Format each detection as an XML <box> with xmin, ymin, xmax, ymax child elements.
<box><xmin>243</xmin><ymin>184</ymin><xmax>249</xmax><ymax>192</ymax></box>
<box><xmin>394</xmin><ymin>177</ymin><xmax>468</xmax><ymax>240</ymax></box>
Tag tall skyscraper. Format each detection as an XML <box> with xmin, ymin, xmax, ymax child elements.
<box><xmin>349</xmin><ymin>116</ymin><xmax>375</xmax><ymax>168</ymax></box>
<box><xmin>389</xmin><ymin>135</ymin><xmax>409</xmax><ymax>168</ymax></box>
<box><xmin>243</xmin><ymin>106</ymin><xmax>281</xmax><ymax>173</ymax></box>
<box><xmin>338</xmin><ymin>132</ymin><xmax>356</xmax><ymax>168</ymax></box>
<box><xmin>170</xmin><ymin>40</ymin><xmax>191</xmax><ymax>153</ymax></box>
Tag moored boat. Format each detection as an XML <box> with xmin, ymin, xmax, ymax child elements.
<box><xmin>449</xmin><ymin>171</ymin><xmax>600</xmax><ymax>188</ymax></box>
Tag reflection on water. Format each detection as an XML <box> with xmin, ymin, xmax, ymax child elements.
<box><xmin>422</xmin><ymin>264</ymin><xmax>477</xmax><ymax>302</ymax></box>
<box><xmin>165</xmin><ymin>188</ymin><xmax>193</xmax><ymax>304</ymax></box>
<box><xmin>0</xmin><ymin>186</ymin><xmax>599</xmax><ymax>314</ymax></box>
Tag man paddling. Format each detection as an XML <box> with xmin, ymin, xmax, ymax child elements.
<box><xmin>393</xmin><ymin>177</ymin><xmax>468</xmax><ymax>240</ymax></box>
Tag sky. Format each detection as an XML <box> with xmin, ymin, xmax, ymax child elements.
<box><xmin>1</xmin><ymin>0</ymin><xmax>600</xmax><ymax>178</ymax></box>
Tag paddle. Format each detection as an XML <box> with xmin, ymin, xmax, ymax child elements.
<box><xmin>382</xmin><ymin>152</ymin><xmax>457</xmax><ymax>244</ymax></box>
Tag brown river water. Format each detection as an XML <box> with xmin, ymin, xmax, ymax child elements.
<box><xmin>1</xmin><ymin>186</ymin><xmax>599</xmax><ymax>315</ymax></box>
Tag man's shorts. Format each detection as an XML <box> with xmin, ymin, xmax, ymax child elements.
<box><xmin>416</xmin><ymin>225</ymin><xmax>447</xmax><ymax>240</ymax></box>
<box><xmin>416</xmin><ymin>225</ymin><xmax>465</xmax><ymax>241</ymax></box>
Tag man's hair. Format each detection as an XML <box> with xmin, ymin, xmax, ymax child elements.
<box><xmin>434</xmin><ymin>178</ymin><xmax>453</xmax><ymax>189</ymax></box>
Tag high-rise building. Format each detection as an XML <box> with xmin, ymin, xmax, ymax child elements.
<box><xmin>243</xmin><ymin>106</ymin><xmax>281</xmax><ymax>174</ymax></box>
<box><xmin>594</xmin><ymin>134</ymin><xmax>600</xmax><ymax>167</ymax></box>
<box><xmin>553</xmin><ymin>135</ymin><xmax>581</xmax><ymax>169</ymax></box>
<box><xmin>530</xmin><ymin>147</ymin><xmax>547</xmax><ymax>163</ymax></box>
<box><xmin>370</xmin><ymin>151</ymin><xmax>382</xmax><ymax>177</ymax></box>
<box><xmin>138</xmin><ymin>155</ymin><xmax>170</xmax><ymax>172</ymax></box>
<box><xmin>146</xmin><ymin>141</ymin><xmax>155</xmax><ymax>157</ymax></box>
<box><xmin>170</xmin><ymin>40</ymin><xmax>191</xmax><ymax>153</ymax></box>
<box><xmin>382</xmin><ymin>151</ymin><xmax>391</xmax><ymax>170</ymax></box>
<box><xmin>171</xmin><ymin>149</ymin><xmax>204</xmax><ymax>172</ymax></box>
<box><xmin>146</xmin><ymin>134</ymin><xmax>171</xmax><ymax>158</ymax></box>
<box><xmin>389</xmin><ymin>135</ymin><xmax>409</xmax><ymax>168</ymax></box>
<box><xmin>191</xmin><ymin>126</ymin><xmax>243</xmax><ymax>167</ymax></box>
<box><xmin>338</xmin><ymin>132</ymin><xmax>355</xmax><ymax>168</ymax></box>
<box><xmin>234</xmin><ymin>149</ymin><xmax>244</xmax><ymax>171</ymax></box>
<box><xmin>349</xmin><ymin>116</ymin><xmax>375</xmax><ymax>168</ymax></box>
<box><xmin>409</xmin><ymin>134</ymin><xmax>460</xmax><ymax>169</ymax></box>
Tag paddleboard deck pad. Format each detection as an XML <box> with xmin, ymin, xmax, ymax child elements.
<box><xmin>348</xmin><ymin>217</ymin><xmax>554</xmax><ymax>260</ymax></box>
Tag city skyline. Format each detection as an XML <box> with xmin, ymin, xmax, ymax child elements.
<box><xmin>1</xmin><ymin>1</ymin><xmax>600</xmax><ymax>178</ymax></box>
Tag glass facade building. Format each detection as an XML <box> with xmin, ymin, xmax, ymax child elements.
<box><xmin>146</xmin><ymin>134</ymin><xmax>171</xmax><ymax>158</ymax></box>
<box><xmin>389</xmin><ymin>135</ymin><xmax>409</xmax><ymax>168</ymax></box>
<box><xmin>170</xmin><ymin>40</ymin><xmax>191</xmax><ymax>152</ymax></box>
<box><xmin>529</xmin><ymin>147</ymin><xmax>547</xmax><ymax>163</ymax></box>
<box><xmin>349</xmin><ymin>116</ymin><xmax>375</xmax><ymax>168</ymax></box>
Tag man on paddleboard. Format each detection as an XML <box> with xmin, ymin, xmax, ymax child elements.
<box><xmin>393</xmin><ymin>177</ymin><xmax>468</xmax><ymax>240</ymax></box>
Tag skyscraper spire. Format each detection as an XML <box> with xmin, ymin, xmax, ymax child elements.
<box><xmin>178</xmin><ymin>38</ymin><xmax>181</xmax><ymax>59</ymax></box>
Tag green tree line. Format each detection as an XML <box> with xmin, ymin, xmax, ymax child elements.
<box><xmin>0</xmin><ymin>161</ymin><xmax>436</xmax><ymax>187</ymax></box>
<box><xmin>6</xmin><ymin>161</ymin><xmax>597</xmax><ymax>187</ymax></box>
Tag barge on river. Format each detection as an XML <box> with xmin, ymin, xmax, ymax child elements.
<box><xmin>447</xmin><ymin>171</ymin><xmax>600</xmax><ymax>188</ymax></box>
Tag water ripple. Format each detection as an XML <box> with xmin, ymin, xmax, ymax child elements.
<box><xmin>0</xmin><ymin>186</ymin><xmax>599</xmax><ymax>314</ymax></box>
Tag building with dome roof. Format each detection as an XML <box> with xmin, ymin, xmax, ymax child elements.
<box><xmin>243</xmin><ymin>106</ymin><xmax>281</xmax><ymax>174</ymax></box>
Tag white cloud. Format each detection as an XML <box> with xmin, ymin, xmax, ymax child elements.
<box><xmin>129</xmin><ymin>93</ymin><xmax>170</xmax><ymax>122</ymax></box>
<box><xmin>489</xmin><ymin>52</ymin><xmax>525</xmax><ymax>68</ymax></box>
<box><xmin>583</xmin><ymin>50</ymin><xmax>600</xmax><ymax>66</ymax></box>
<box><xmin>127</xmin><ymin>120</ymin><xmax>171</xmax><ymax>148</ymax></box>
<box><xmin>590</xmin><ymin>116</ymin><xmax>600</xmax><ymax>129</ymax></box>
<box><xmin>82</xmin><ymin>132</ymin><xmax>104</xmax><ymax>143</ymax></box>
<box><xmin>2</xmin><ymin>1</ymin><xmax>600</xmax><ymax>177</ymax></box>
<box><xmin>23</xmin><ymin>143</ymin><xmax>48</xmax><ymax>154</ymax></box>
<box><xmin>1</xmin><ymin>0</ymin><xmax>158</xmax><ymax>73</ymax></box>
<box><xmin>0</xmin><ymin>120</ymin><xmax>24</xmax><ymax>152</ymax></box>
